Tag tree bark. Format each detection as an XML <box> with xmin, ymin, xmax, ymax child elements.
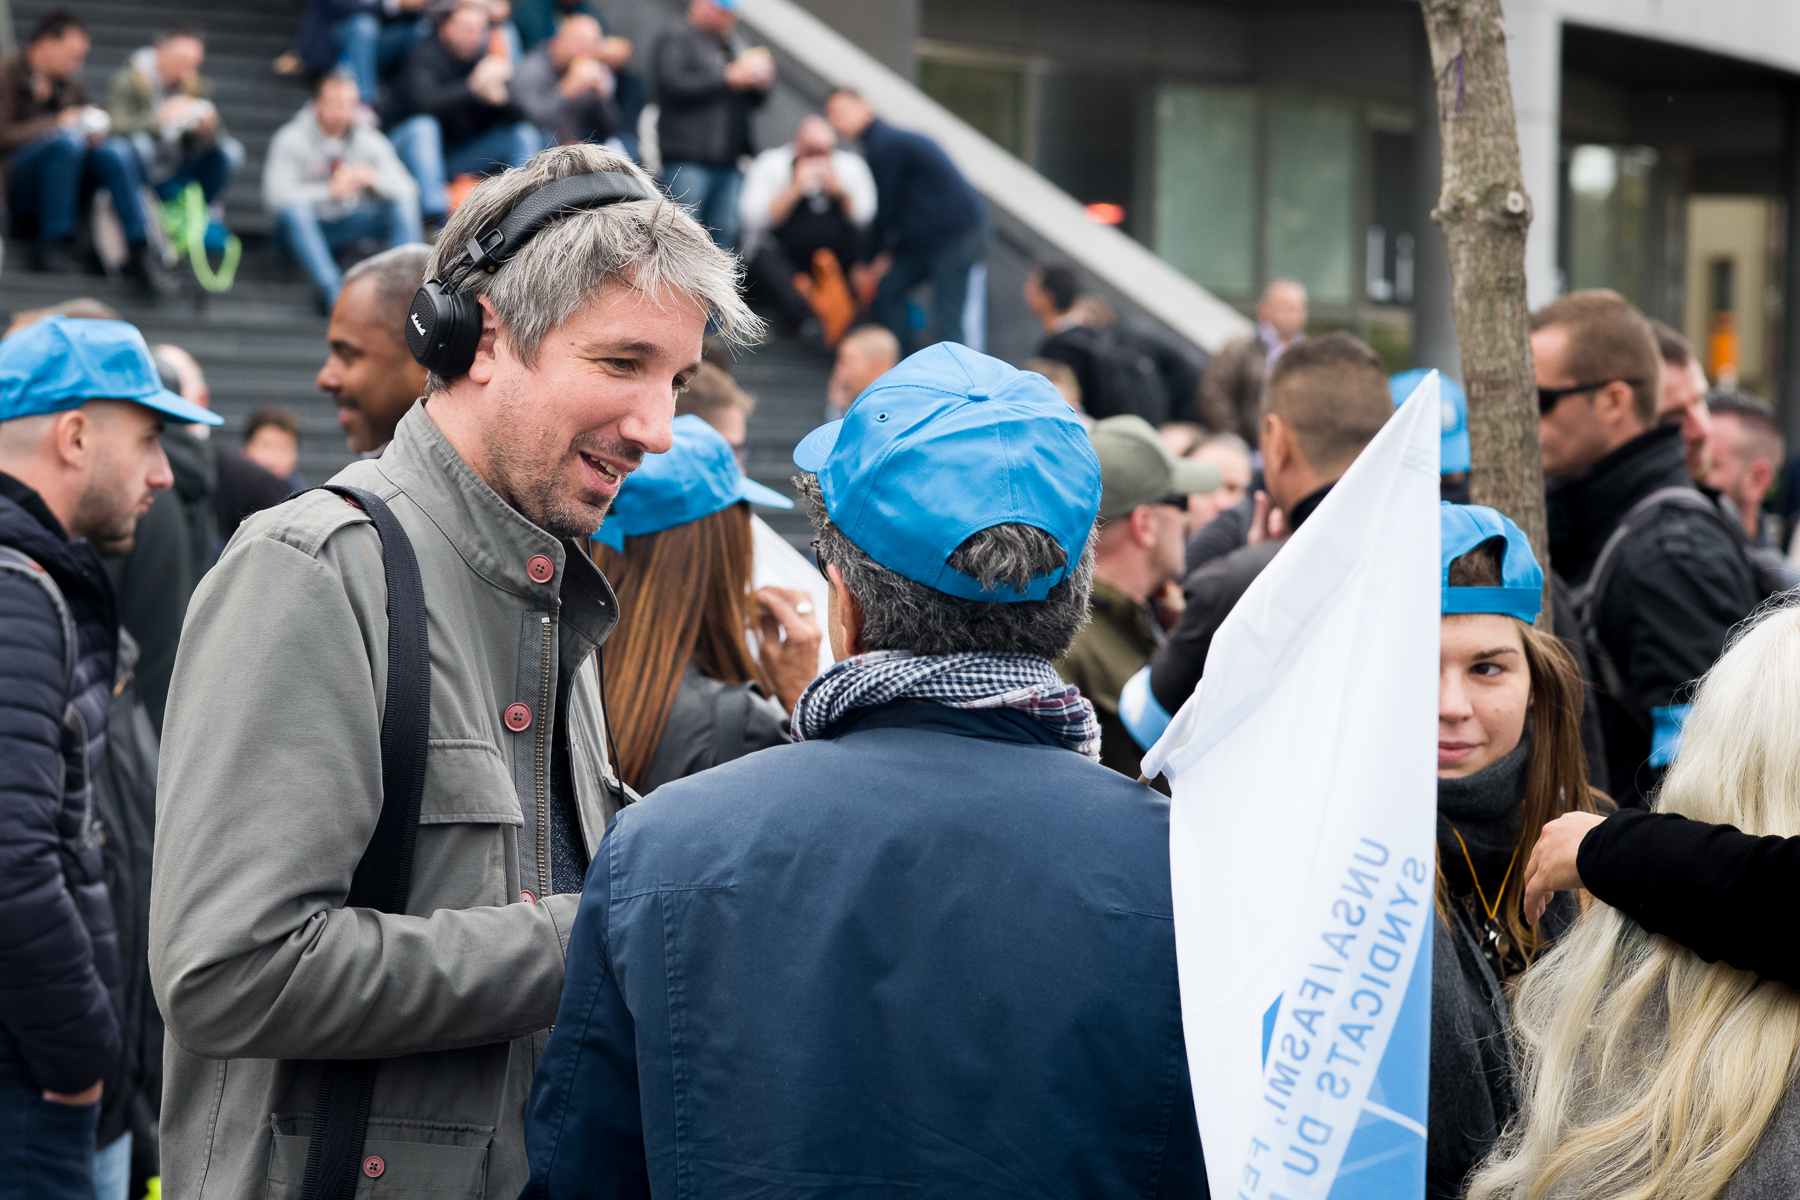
<box><xmin>1420</xmin><ymin>0</ymin><xmax>1549</xmax><ymax>612</ymax></box>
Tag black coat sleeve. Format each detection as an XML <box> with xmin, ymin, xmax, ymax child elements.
<box><xmin>1147</xmin><ymin>543</ymin><xmax>1275</xmax><ymax>714</ymax></box>
<box><xmin>0</xmin><ymin>573</ymin><xmax>121</xmax><ymax>1094</ymax></box>
<box><xmin>1578</xmin><ymin>808</ymin><xmax>1800</xmax><ymax>985</ymax></box>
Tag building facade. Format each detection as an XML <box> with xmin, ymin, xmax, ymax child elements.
<box><xmin>792</xmin><ymin>0</ymin><xmax>1800</xmax><ymax>433</ymax></box>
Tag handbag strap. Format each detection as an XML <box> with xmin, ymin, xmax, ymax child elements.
<box><xmin>300</xmin><ymin>484</ymin><xmax>430</xmax><ymax>1200</ymax></box>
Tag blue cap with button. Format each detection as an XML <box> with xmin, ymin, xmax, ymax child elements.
<box><xmin>0</xmin><ymin>316</ymin><xmax>221</xmax><ymax>426</ymax></box>
<box><xmin>1441</xmin><ymin>502</ymin><xmax>1542</xmax><ymax>623</ymax></box>
<box><xmin>1392</xmin><ymin>368</ymin><xmax>1469</xmax><ymax>475</ymax></box>
<box><xmin>792</xmin><ymin>342</ymin><xmax>1101</xmax><ymax>603</ymax></box>
<box><xmin>593</xmin><ymin>414</ymin><xmax>791</xmax><ymax>550</ymax></box>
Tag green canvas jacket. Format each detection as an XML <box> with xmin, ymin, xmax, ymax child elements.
<box><xmin>150</xmin><ymin>402</ymin><xmax>624</xmax><ymax>1200</ymax></box>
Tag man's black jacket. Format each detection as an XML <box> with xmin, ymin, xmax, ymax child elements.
<box><xmin>0</xmin><ymin>472</ymin><xmax>123</xmax><ymax>1095</ymax></box>
<box><xmin>1547</xmin><ymin>423</ymin><xmax>1760</xmax><ymax>807</ymax></box>
<box><xmin>650</xmin><ymin>23</ymin><xmax>766</xmax><ymax>166</ymax></box>
<box><xmin>1148</xmin><ymin>484</ymin><xmax>1332</xmax><ymax>714</ymax></box>
<box><xmin>386</xmin><ymin>34</ymin><xmax>525</xmax><ymax>147</ymax></box>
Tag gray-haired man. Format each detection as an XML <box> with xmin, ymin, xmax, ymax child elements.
<box><xmin>149</xmin><ymin>144</ymin><xmax>758</xmax><ymax>1200</ymax></box>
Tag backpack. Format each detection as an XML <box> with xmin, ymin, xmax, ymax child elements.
<box><xmin>1567</xmin><ymin>486</ymin><xmax>1798</xmax><ymax>715</ymax></box>
<box><xmin>1059</xmin><ymin>324</ymin><xmax>1171</xmax><ymax>425</ymax></box>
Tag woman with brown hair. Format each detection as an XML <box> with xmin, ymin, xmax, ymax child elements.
<box><xmin>593</xmin><ymin>415</ymin><xmax>821</xmax><ymax>794</ymax></box>
<box><xmin>1429</xmin><ymin>503</ymin><xmax>1601</xmax><ymax>1200</ymax></box>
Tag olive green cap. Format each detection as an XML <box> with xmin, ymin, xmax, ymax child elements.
<box><xmin>1089</xmin><ymin>415</ymin><xmax>1222</xmax><ymax>520</ymax></box>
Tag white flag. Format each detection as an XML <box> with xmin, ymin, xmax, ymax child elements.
<box><xmin>1144</xmin><ymin>374</ymin><xmax>1442</xmax><ymax>1200</ymax></box>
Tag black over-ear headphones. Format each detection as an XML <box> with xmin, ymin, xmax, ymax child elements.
<box><xmin>405</xmin><ymin>170</ymin><xmax>657</xmax><ymax>378</ymax></box>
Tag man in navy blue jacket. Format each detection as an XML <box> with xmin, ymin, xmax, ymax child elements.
<box><xmin>0</xmin><ymin>317</ymin><xmax>219</xmax><ymax>1200</ymax></box>
<box><xmin>523</xmin><ymin>344</ymin><xmax>1205</xmax><ymax>1199</ymax></box>
<box><xmin>826</xmin><ymin>89</ymin><xmax>988</xmax><ymax>355</ymax></box>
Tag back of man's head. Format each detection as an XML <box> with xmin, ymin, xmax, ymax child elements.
<box><xmin>1529</xmin><ymin>289</ymin><xmax>1661</xmax><ymax>427</ymax></box>
<box><xmin>1262</xmin><ymin>332</ymin><xmax>1392</xmax><ymax>477</ymax></box>
<box><xmin>343</xmin><ymin>242</ymin><xmax>432</xmax><ymax>342</ymax></box>
<box><xmin>677</xmin><ymin>361</ymin><xmax>755</xmax><ymax>445</ymax></box>
<box><xmin>1035</xmin><ymin>264</ymin><xmax>1079</xmax><ymax>314</ymax></box>
<box><xmin>1709</xmin><ymin>388</ymin><xmax>1782</xmax><ymax>464</ymax></box>
<box><xmin>1650</xmin><ymin>318</ymin><xmax>1691</xmax><ymax>368</ymax></box>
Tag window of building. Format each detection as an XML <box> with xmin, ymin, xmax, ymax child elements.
<box><xmin>918</xmin><ymin>53</ymin><xmax>1028</xmax><ymax>159</ymax></box>
<box><xmin>1152</xmin><ymin>85</ymin><xmax>1374</xmax><ymax>309</ymax></box>
<box><xmin>1153</xmin><ymin>85</ymin><xmax>1256</xmax><ymax>296</ymax></box>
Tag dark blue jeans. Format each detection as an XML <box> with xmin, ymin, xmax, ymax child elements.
<box><xmin>334</xmin><ymin>12</ymin><xmax>428</xmax><ymax>102</ymax></box>
<box><xmin>0</xmin><ymin>1085</ymin><xmax>99</xmax><ymax>1200</ymax></box>
<box><xmin>8</xmin><ymin>129</ymin><xmax>148</xmax><ymax>244</ymax></box>
<box><xmin>873</xmin><ymin>220</ymin><xmax>991</xmax><ymax>353</ymax></box>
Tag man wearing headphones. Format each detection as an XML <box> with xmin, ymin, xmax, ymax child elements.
<box><xmin>149</xmin><ymin>144</ymin><xmax>758</xmax><ymax>1200</ymax></box>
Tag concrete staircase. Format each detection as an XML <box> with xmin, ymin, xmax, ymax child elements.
<box><xmin>0</xmin><ymin>0</ymin><xmax>833</xmax><ymax>538</ymax></box>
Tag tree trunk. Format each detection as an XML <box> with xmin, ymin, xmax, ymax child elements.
<box><xmin>1420</xmin><ymin>0</ymin><xmax>1549</xmax><ymax>613</ymax></box>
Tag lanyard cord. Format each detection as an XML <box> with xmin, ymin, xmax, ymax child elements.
<box><xmin>1451</xmin><ymin>827</ymin><xmax>1520</xmax><ymax>923</ymax></box>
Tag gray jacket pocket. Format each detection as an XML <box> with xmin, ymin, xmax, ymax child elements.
<box><xmin>267</xmin><ymin>1117</ymin><xmax>492</xmax><ymax>1199</ymax></box>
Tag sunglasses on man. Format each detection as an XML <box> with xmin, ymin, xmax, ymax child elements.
<box><xmin>1538</xmin><ymin>379</ymin><xmax>1641</xmax><ymax>415</ymax></box>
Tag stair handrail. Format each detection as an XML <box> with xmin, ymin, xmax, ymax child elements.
<box><xmin>736</xmin><ymin>0</ymin><xmax>1254</xmax><ymax>353</ymax></box>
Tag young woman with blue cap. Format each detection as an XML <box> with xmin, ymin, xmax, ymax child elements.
<box><xmin>1430</xmin><ymin>502</ymin><xmax>1603</xmax><ymax>1199</ymax></box>
<box><xmin>592</xmin><ymin>414</ymin><xmax>820</xmax><ymax>793</ymax></box>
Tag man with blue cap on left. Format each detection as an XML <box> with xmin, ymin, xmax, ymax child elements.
<box><xmin>522</xmin><ymin>343</ymin><xmax>1203</xmax><ymax>1197</ymax></box>
<box><xmin>0</xmin><ymin>315</ymin><xmax>219</xmax><ymax>1200</ymax></box>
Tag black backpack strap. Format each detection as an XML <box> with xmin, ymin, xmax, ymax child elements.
<box><xmin>300</xmin><ymin>484</ymin><xmax>430</xmax><ymax>1200</ymax></box>
<box><xmin>1567</xmin><ymin>485</ymin><xmax>1760</xmax><ymax>729</ymax></box>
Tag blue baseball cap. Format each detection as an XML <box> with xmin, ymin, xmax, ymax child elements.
<box><xmin>1442</xmin><ymin>502</ymin><xmax>1542</xmax><ymax>623</ymax></box>
<box><xmin>593</xmin><ymin>414</ymin><xmax>791</xmax><ymax>550</ymax></box>
<box><xmin>792</xmin><ymin>342</ymin><xmax>1101</xmax><ymax>603</ymax></box>
<box><xmin>1391</xmin><ymin>368</ymin><xmax>1468</xmax><ymax>475</ymax></box>
<box><xmin>0</xmin><ymin>316</ymin><xmax>221</xmax><ymax>426</ymax></box>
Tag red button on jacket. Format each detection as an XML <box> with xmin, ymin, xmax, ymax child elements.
<box><xmin>363</xmin><ymin>1156</ymin><xmax>385</xmax><ymax>1178</ymax></box>
<box><xmin>504</xmin><ymin>703</ymin><xmax>532</xmax><ymax>732</ymax></box>
<box><xmin>527</xmin><ymin>554</ymin><xmax>554</xmax><ymax>583</ymax></box>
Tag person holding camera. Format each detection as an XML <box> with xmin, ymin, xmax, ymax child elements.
<box><xmin>0</xmin><ymin>11</ymin><xmax>161</xmax><ymax>289</ymax></box>
<box><xmin>107</xmin><ymin>25</ymin><xmax>243</xmax><ymax>214</ymax></box>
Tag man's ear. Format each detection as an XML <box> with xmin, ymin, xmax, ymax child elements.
<box><xmin>1130</xmin><ymin>504</ymin><xmax>1158</xmax><ymax>548</ymax></box>
<box><xmin>1597</xmin><ymin>380</ymin><xmax>1640</xmax><ymax>429</ymax></box>
<box><xmin>52</xmin><ymin>409</ymin><xmax>91</xmax><ymax>469</ymax></box>
<box><xmin>826</xmin><ymin>562</ymin><xmax>866</xmax><ymax>658</ymax></box>
<box><xmin>467</xmin><ymin>294</ymin><xmax>501</xmax><ymax>384</ymax></box>
<box><xmin>1261</xmin><ymin>412</ymin><xmax>1289</xmax><ymax>472</ymax></box>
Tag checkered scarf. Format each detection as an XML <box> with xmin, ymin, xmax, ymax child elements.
<box><xmin>790</xmin><ymin>650</ymin><xmax>1102</xmax><ymax>760</ymax></box>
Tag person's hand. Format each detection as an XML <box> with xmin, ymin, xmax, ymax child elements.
<box><xmin>43</xmin><ymin>1080</ymin><xmax>102</xmax><ymax>1106</ymax></box>
<box><xmin>754</xmin><ymin>586</ymin><xmax>823</xmax><ymax>713</ymax></box>
<box><xmin>194</xmin><ymin>104</ymin><xmax>219</xmax><ymax>134</ymax></box>
<box><xmin>560</xmin><ymin>57</ymin><xmax>605</xmax><ymax>97</ymax></box>
<box><xmin>1523</xmin><ymin>811</ymin><xmax>1607</xmax><ymax>925</ymax></box>
<box><xmin>469</xmin><ymin>54</ymin><xmax>512</xmax><ymax>105</ymax></box>
<box><xmin>1244</xmin><ymin>491</ymin><xmax>1287</xmax><ymax>547</ymax></box>
<box><xmin>598</xmin><ymin>35</ymin><xmax>632</xmax><ymax>70</ymax></box>
<box><xmin>328</xmin><ymin>161</ymin><xmax>372</xmax><ymax>200</ymax></box>
<box><xmin>722</xmin><ymin>58</ymin><xmax>759</xmax><ymax>90</ymax></box>
<box><xmin>158</xmin><ymin>95</ymin><xmax>195</xmax><ymax>126</ymax></box>
<box><xmin>1152</xmin><ymin>579</ymin><xmax>1186</xmax><ymax>632</ymax></box>
<box><xmin>56</xmin><ymin>105</ymin><xmax>83</xmax><ymax>127</ymax></box>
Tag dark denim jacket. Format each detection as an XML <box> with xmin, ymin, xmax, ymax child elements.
<box><xmin>522</xmin><ymin>698</ymin><xmax>1207</xmax><ymax>1198</ymax></box>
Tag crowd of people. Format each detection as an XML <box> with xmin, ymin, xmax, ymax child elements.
<box><xmin>0</xmin><ymin>0</ymin><xmax>987</xmax><ymax>364</ymax></box>
<box><xmin>5</xmin><ymin>4</ymin><xmax>1800</xmax><ymax>1198</ymax></box>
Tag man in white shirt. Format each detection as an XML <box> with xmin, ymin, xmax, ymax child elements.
<box><xmin>738</xmin><ymin>114</ymin><xmax>875</xmax><ymax>335</ymax></box>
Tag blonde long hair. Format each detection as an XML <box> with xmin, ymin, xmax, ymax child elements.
<box><xmin>1467</xmin><ymin>603</ymin><xmax>1800</xmax><ymax>1200</ymax></box>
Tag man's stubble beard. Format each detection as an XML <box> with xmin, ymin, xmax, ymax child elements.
<box><xmin>72</xmin><ymin>471</ymin><xmax>145</xmax><ymax>558</ymax></box>
<box><xmin>481</xmin><ymin>383</ymin><xmax>635</xmax><ymax>540</ymax></box>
